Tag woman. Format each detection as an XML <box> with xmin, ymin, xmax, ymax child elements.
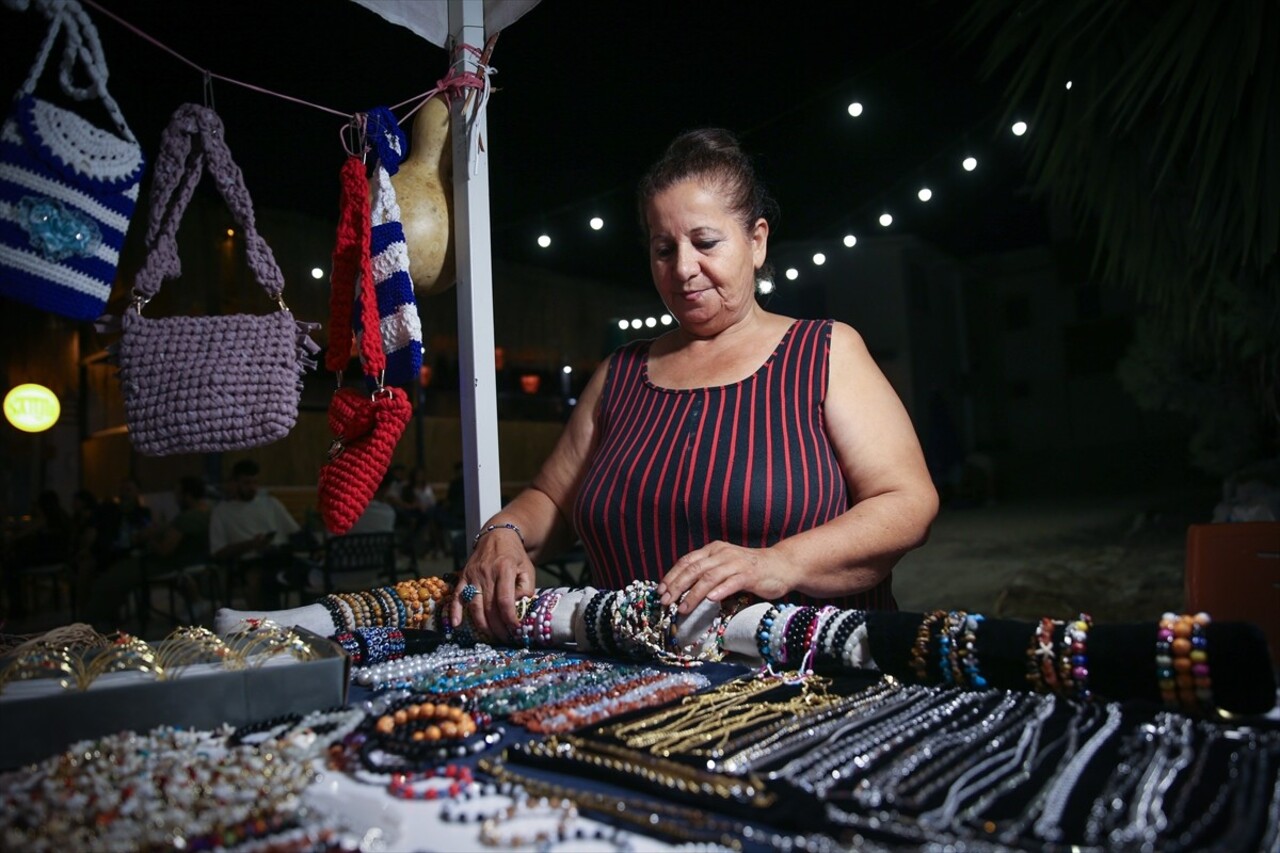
<box><xmin>452</xmin><ymin>129</ymin><xmax>938</xmax><ymax>638</ymax></box>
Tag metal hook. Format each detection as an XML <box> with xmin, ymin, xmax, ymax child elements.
<box><xmin>340</xmin><ymin>113</ymin><xmax>369</xmax><ymax>161</ymax></box>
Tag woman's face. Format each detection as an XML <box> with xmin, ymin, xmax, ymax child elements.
<box><xmin>645</xmin><ymin>179</ymin><xmax>768</xmax><ymax>336</ymax></box>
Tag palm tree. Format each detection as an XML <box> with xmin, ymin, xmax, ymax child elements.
<box><xmin>961</xmin><ymin>0</ymin><xmax>1279</xmax><ymax>475</ymax></box>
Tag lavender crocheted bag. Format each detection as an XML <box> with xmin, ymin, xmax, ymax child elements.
<box><xmin>115</xmin><ymin>104</ymin><xmax>318</xmax><ymax>456</ymax></box>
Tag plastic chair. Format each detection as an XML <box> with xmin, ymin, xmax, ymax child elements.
<box><xmin>1184</xmin><ymin>521</ymin><xmax>1280</xmax><ymax>670</ymax></box>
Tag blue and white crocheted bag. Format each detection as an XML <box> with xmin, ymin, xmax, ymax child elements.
<box><xmin>356</xmin><ymin>106</ymin><xmax>423</xmax><ymax>387</ymax></box>
<box><xmin>0</xmin><ymin>0</ymin><xmax>144</xmax><ymax>322</ymax></box>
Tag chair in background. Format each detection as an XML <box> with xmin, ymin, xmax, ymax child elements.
<box><xmin>539</xmin><ymin>541</ymin><xmax>591</xmax><ymax>587</ymax></box>
<box><xmin>9</xmin><ymin>561</ymin><xmax>75</xmax><ymax>620</ymax></box>
<box><xmin>134</xmin><ymin>557</ymin><xmax>222</xmax><ymax>637</ymax></box>
<box><xmin>1184</xmin><ymin>521</ymin><xmax>1280</xmax><ymax>670</ymax></box>
<box><xmin>307</xmin><ymin>532</ymin><xmax>398</xmax><ymax>601</ymax></box>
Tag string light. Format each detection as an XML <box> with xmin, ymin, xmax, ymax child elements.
<box><xmin>917</xmin><ymin>187</ymin><xmax>933</xmax><ymax>202</ymax></box>
<box><xmin>812</xmin><ymin>252</ymin><xmax>826</xmax><ymax>265</ymax></box>
<box><xmin>537</xmin><ymin>234</ymin><xmax>552</xmax><ymax>248</ymax></box>
<box><xmin>758</xmin><ymin>278</ymin><xmax>775</xmax><ymax>294</ymax></box>
<box><xmin>644</xmin><ymin>317</ymin><xmax>657</xmax><ymax>328</ymax></box>
<box><xmin>785</xmin><ymin>268</ymin><xmax>799</xmax><ymax>280</ymax></box>
<box><xmin>1011</xmin><ymin>120</ymin><xmax>1028</xmax><ymax>136</ymax></box>
<box><xmin>589</xmin><ymin>217</ymin><xmax>604</xmax><ymax>230</ymax></box>
<box><xmin>617</xmin><ymin>319</ymin><xmax>629</xmax><ymax>330</ymax></box>
<box><xmin>879</xmin><ymin>212</ymin><xmax>893</xmax><ymax>227</ymax></box>
<box><xmin>660</xmin><ymin>314</ymin><xmax>673</xmax><ymax>325</ymax></box>
<box><xmin>847</xmin><ymin>101</ymin><xmax>864</xmax><ymax>117</ymax></box>
<box><xmin>630</xmin><ymin>318</ymin><xmax>642</xmax><ymax>329</ymax></box>
<box><xmin>310</xmin><ymin>267</ymin><xmax>324</xmax><ymax>279</ymax></box>
<box><xmin>843</xmin><ymin>234</ymin><xmax>858</xmax><ymax>248</ymax></box>
<box><xmin>962</xmin><ymin>156</ymin><xmax>978</xmax><ymax>171</ymax></box>
<box><xmin>1065</xmin><ymin>80</ymin><xmax>1073</xmax><ymax>90</ymax></box>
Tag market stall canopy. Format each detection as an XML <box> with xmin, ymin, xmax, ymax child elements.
<box><xmin>351</xmin><ymin>0</ymin><xmax>541</xmax><ymax>48</ymax></box>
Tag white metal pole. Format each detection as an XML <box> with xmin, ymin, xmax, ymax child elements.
<box><xmin>449</xmin><ymin>0</ymin><xmax>502</xmax><ymax>544</ymax></box>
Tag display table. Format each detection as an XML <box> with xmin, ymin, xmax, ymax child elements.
<box><xmin>4</xmin><ymin>582</ymin><xmax>1279</xmax><ymax>851</ymax></box>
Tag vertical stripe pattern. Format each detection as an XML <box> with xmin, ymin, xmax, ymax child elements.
<box><xmin>574</xmin><ymin>319</ymin><xmax>896</xmax><ymax>611</ymax></box>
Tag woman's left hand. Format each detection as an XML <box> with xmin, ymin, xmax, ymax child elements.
<box><xmin>657</xmin><ymin>541</ymin><xmax>792</xmax><ymax>614</ymax></box>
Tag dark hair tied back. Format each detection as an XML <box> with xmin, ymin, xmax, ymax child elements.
<box><xmin>637</xmin><ymin>128</ymin><xmax>779</xmax><ymax>238</ymax></box>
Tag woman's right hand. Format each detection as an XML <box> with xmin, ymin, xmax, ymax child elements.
<box><xmin>448</xmin><ymin>525</ymin><xmax>537</xmax><ymax>640</ymax></box>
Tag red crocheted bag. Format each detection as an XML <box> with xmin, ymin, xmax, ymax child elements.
<box><xmin>317</xmin><ymin>153</ymin><xmax>412</xmax><ymax>535</ymax></box>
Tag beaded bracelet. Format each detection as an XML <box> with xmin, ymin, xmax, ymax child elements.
<box><xmin>474</xmin><ymin>522</ymin><xmax>525</xmax><ymax>546</ymax></box>
<box><xmin>360</xmin><ymin>626</ymin><xmax>406</xmax><ymax>665</ymax></box>
<box><xmin>770</xmin><ymin>604</ymin><xmax>800</xmax><ymax>665</ymax></box>
<box><xmin>910</xmin><ymin>610</ymin><xmax>947</xmax><ymax>684</ymax></box>
<box><xmin>781</xmin><ymin>606</ymin><xmax>818</xmax><ymax>665</ymax></box>
<box><xmin>582</xmin><ymin>590</ymin><xmax>607</xmax><ymax>652</ymax></box>
<box><xmin>332</xmin><ymin>631</ymin><xmax>365</xmax><ymax>664</ymax></box>
<box><xmin>596</xmin><ymin>591</ymin><xmax>623</xmax><ymax>658</ymax></box>
<box><xmin>755</xmin><ymin>605</ymin><xmax>782</xmax><ymax>666</ymax></box>
<box><xmin>387</xmin><ymin>764</ymin><xmax>476</xmax><ymax>800</ymax></box>
<box><xmin>318</xmin><ymin>596</ymin><xmax>349</xmax><ymax>634</ymax></box>
<box><xmin>517</xmin><ymin>590</ymin><xmax>563</xmax><ymax>649</ymax></box>
<box><xmin>959</xmin><ymin>612</ymin><xmax>987</xmax><ymax>688</ymax></box>
<box><xmin>1158</xmin><ymin>611</ymin><xmax>1213</xmax><ymax>713</ymax></box>
<box><xmin>1062</xmin><ymin>613</ymin><xmax>1092</xmax><ymax>702</ymax></box>
<box><xmin>940</xmin><ymin>610</ymin><xmax>967</xmax><ymax>686</ymax></box>
<box><xmin>1026</xmin><ymin>616</ymin><xmax>1061</xmax><ymax>694</ymax></box>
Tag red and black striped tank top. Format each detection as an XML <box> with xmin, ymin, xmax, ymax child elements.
<box><xmin>572</xmin><ymin>318</ymin><xmax>896</xmax><ymax>611</ymax></box>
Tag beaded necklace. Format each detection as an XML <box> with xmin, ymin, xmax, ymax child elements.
<box><xmin>0</xmin><ymin>726</ymin><xmax>317</xmax><ymax>851</ymax></box>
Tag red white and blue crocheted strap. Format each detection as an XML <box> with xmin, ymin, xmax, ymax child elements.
<box><xmin>353</xmin><ymin>106</ymin><xmax>422</xmax><ymax>386</ymax></box>
<box><xmin>131</xmin><ymin>104</ymin><xmax>285</xmax><ymax>303</ymax></box>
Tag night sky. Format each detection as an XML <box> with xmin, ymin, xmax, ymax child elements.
<box><xmin>3</xmin><ymin>0</ymin><xmax>1050</xmax><ymax>289</ymax></box>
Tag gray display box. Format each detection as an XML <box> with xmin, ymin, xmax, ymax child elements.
<box><xmin>0</xmin><ymin>629</ymin><xmax>348</xmax><ymax>769</ymax></box>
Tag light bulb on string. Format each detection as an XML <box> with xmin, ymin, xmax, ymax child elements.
<box><xmin>758</xmin><ymin>278</ymin><xmax>775</xmax><ymax>295</ymax></box>
<box><xmin>660</xmin><ymin>314</ymin><xmax>673</xmax><ymax>325</ymax></box>
<box><xmin>847</xmin><ymin>101</ymin><xmax>863</xmax><ymax>117</ymax></box>
<box><xmin>843</xmin><ymin>234</ymin><xmax>858</xmax><ymax>248</ymax></box>
<box><xmin>785</xmin><ymin>268</ymin><xmax>799</xmax><ymax>281</ymax></box>
<box><xmin>879</xmin><ymin>212</ymin><xmax>893</xmax><ymax>227</ymax></box>
<box><xmin>1011</xmin><ymin>120</ymin><xmax>1028</xmax><ymax>136</ymax></box>
<box><xmin>962</xmin><ymin>156</ymin><xmax>978</xmax><ymax>172</ymax></box>
<box><xmin>589</xmin><ymin>217</ymin><xmax>604</xmax><ymax>230</ymax></box>
<box><xmin>617</xmin><ymin>319</ymin><xmax>629</xmax><ymax>330</ymax></box>
<box><xmin>537</xmin><ymin>234</ymin><xmax>552</xmax><ymax>248</ymax></box>
<box><xmin>917</xmin><ymin>187</ymin><xmax>933</xmax><ymax>203</ymax></box>
<box><xmin>812</xmin><ymin>253</ymin><xmax>826</xmax><ymax>266</ymax></box>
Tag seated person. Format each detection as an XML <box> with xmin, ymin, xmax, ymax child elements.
<box><xmin>209</xmin><ymin>459</ymin><xmax>300</xmax><ymax>610</ymax></box>
<box><xmin>83</xmin><ymin>476</ymin><xmax>211</xmax><ymax>632</ymax></box>
<box><xmin>348</xmin><ymin>474</ymin><xmax>398</xmax><ymax>535</ymax></box>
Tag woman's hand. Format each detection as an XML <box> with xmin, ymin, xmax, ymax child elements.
<box><xmin>448</xmin><ymin>527</ymin><xmax>537</xmax><ymax>640</ymax></box>
<box><xmin>658</xmin><ymin>541</ymin><xmax>792</xmax><ymax>614</ymax></box>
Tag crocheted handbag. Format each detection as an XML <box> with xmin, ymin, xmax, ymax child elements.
<box><xmin>0</xmin><ymin>0</ymin><xmax>145</xmax><ymax>321</ymax></box>
<box><xmin>317</xmin><ymin>153</ymin><xmax>412</xmax><ymax>535</ymax></box>
<box><xmin>114</xmin><ymin>103</ymin><xmax>319</xmax><ymax>456</ymax></box>
<box><xmin>358</xmin><ymin>106</ymin><xmax>422</xmax><ymax>387</ymax></box>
